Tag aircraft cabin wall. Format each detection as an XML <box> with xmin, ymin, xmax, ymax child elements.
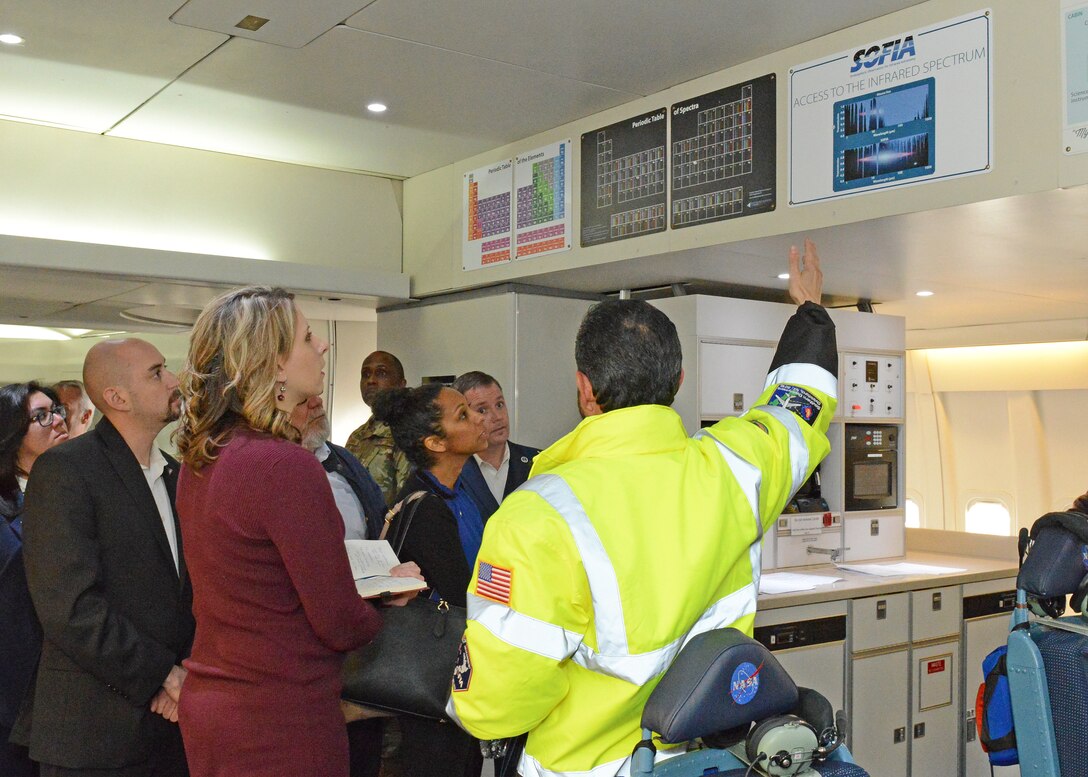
<box><xmin>905</xmin><ymin>341</ymin><xmax>1088</xmax><ymax>537</ymax></box>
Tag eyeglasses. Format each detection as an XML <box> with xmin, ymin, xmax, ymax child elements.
<box><xmin>29</xmin><ymin>405</ymin><xmax>67</xmax><ymax>428</ymax></box>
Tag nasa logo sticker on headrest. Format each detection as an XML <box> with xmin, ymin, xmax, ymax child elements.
<box><xmin>730</xmin><ymin>661</ymin><xmax>763</xmax><ymax>705</ymax></box>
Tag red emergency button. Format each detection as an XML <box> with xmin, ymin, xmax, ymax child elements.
<box><xmin>823</xmin><ymin>512</ymin><xmax>833</xmax><ymax>527</ymax></box>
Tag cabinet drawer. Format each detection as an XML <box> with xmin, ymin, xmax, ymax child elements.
<box><xmin>911</xmin><ymin>585</ymin><xmax>961</xmax><ymax>642</ymax></box>
<box><xmin>850</xmin><ymin>592</ymin><xmax>909</xmax><ymax>652</ymax></box>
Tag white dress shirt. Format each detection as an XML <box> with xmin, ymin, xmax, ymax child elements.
<box><xmin>142</xmin><ymin>447</ymin><xmax>179</xmax><ymax>573</ymax></box>
<box><xmin>474</xmin><ymin>443</ymin><xmax>511</xmax><ymax>506</ymax></box>
<box><xmin>316</xmin><ymin>443</ymin><xmax>369</xmax><ymax>540</ymax></box>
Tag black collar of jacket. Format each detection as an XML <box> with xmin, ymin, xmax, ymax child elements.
<box><xmin>94</xmin><ymin>417</ymin><xmax>184</xmax><ymax>582</ymax></box>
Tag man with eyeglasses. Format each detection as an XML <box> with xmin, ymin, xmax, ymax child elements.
<box><xmin>15</xmin><ymin>339</ymin><xmax>194</xmax><ymax>777</ymax></box>
<box><xmin>52</xmin><ymin>380</ymin><xmax>95</xmax><ymax>438</ymax></box>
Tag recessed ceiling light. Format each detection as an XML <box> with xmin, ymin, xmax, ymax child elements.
<box><xmin>916</xmin><ymin>290</ymin><xmax>935</xmax><ymax>297</ymax></box>
<box><xmin>367</xmin><ymin>102</ymin><xmax>388</xmax><ymax>113</ymax></box>
<box><xmin>0</xmin><ymin>33</ymin><xmax>24</xmax><ymax>45</ymax></box>
<box><xmin>777</xmin><ymin>272</ymin><xmax>790</xmax><ymax>280</ymax></box>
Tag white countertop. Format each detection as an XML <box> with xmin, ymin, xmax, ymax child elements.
<box><xmin>757</xmin><ymin>550</ymin><xmax>1018</xmax><ymax>611</ymax></box>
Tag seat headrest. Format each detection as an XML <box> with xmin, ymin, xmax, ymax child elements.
<box><xmin>1019</xmin><ymin>511</ymin><xmax>1088</xmax><ymax>598</ymax></box>
<box><xmin>642</xmin><ymin>628</ymin><xmax>799</xmax><ymax>744</ymax></box>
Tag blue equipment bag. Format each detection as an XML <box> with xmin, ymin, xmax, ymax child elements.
<box><xmin>976</xmin><ymin>644</ymin><xmax>1018</xmax><ymax>766</ymax></box>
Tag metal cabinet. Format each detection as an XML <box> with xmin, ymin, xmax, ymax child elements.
<box><xmin>910</xmin><ymin>586</ymin><xmax>963</xmax><ymax>774</ymax></box>
<box><xmin>961</xmin><ymin>579</ymin><xmax>1018</xmax><ymax>777</ymax></box>
<box><xmin>852</xmin><ymin>648</ymin><xmax>910</xmax><ymax>777</ymax></box>
<box><xmin>697</xmin><ymin>341</ymin><xmax>775</xmax><ymax>418</ymax></box>
<box><xmin>754</xmin><ymin>601</ymin><xmax>848</xmax><ymax>713</ymax></box>
<box><xmin>848</xmin><ymin>587</ymin><xmax>964</xmax><ymax>776</ymax></box>
<box><xmin>849</xmin><ymin>592</ymin><xmax>910</xmax><ymax>775</ymax></box>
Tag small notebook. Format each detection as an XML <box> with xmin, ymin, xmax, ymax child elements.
<box><xmin>344</xmin><ymin>539</ymin><xmax>427</xmax><ymax>598</ymax></box>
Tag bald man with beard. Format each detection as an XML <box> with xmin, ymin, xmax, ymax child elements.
<box><xmin>14</xmin><ymin>339</ymin><xmax>194</xmax><ymax>777</ymax></box>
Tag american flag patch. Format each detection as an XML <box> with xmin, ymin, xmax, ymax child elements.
<box><xmin>476</xmin><ymin>561</ymin><xmax>512</xmax><ymax>604</ymax></box>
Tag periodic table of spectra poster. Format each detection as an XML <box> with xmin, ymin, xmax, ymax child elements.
<box><xmin>669</xmin><ymin>73</ymin><xmax>776</xmax><ymax>229</ymax></box>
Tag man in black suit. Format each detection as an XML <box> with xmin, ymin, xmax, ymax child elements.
<box><xmin>18</xmin><ymin>339</ymin><xmax>193</xmax><ymax>777</ymax></box>
<box><xmin>452</xmin><ymin>372</ymin><xmax>540</xmax><ymax>522</ymax></box>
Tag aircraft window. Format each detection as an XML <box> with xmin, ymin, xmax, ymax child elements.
<box><xmin>965</xmin><ymin>499</ymin><xmax>1011</xmax><ymax>536</ymax></box>
<box><xmin>905</xmin><ymin>498</ymin><xmax>921</xmax><ymax>528</ymax></box>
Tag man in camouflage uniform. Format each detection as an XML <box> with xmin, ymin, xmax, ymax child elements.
<box><xmin>345</xmin><ymin>350</ymin><xmax>413</xmax><ymax>506</ymax></box>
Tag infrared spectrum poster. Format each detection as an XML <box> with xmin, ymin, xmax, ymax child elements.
<box><xmin>788</xmin><ymin>9</ymin><xmax>992</xmax><ymax>206</ymax></box>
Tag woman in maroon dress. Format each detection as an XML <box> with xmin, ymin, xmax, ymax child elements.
<box><xmin>175</xmin><ymin>286</ymin><xmax>384</xmax><ymax>776</ymax></box>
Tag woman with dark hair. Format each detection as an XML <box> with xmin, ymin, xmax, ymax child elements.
<box><xmin>175</xmin><ymin>286</ymin><xmax>402</xmax><ymax>777</ymax></box>
<box><xmin>0</xmin><ymin>381</ymin><xmax>69</xmax><ymax>777</ymax></box>
<box><xmin>371</xmin><ymin>383</ymin><xmax>489</xmax><ymax>777</ymax></box>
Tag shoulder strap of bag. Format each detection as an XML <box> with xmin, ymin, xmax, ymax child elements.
<box><xmin>379</xmin><ymin>490</ymin><xmax>431</xmax><ymax>555</ymax></box>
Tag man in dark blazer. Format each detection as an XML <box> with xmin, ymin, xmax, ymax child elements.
<box><xmin>17</xmin><ymin>339</ymin><xmax>194</xmax><ymax>777</ymax></box>
<box><xmin>452</xmin><ymin>372</ymin><xmax>540</xmax><ymax>522</ymax></box>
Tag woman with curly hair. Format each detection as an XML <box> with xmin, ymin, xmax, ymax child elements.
<box><xmin>174</xmin><ymin>287</ymin><xmax>386</xmax><ymax>777</ymax></box>
<box><xmin>0</xmin><ymin>381</ymin><xmax>68</xmax><ymax>777</ymax></box>
<box><xmin>371</xmin><ymin>383</ymin><xmax>489</xmax><ymax>777</ymax></box>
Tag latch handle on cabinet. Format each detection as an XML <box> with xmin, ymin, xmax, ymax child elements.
<box><xmin>806</xmin><ymin>546</ymin><xmax>850</xmax><ymax>562</ymax></box>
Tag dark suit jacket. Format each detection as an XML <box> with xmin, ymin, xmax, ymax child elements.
<box><xmin>324</xmin><ymin>442</ymin><xmax>387</xmax><ymax>540</ymax></box>
<box><xmin>459</xmin><ymin>441</ymin><xmax>540</xmax><ymax>522</ymax></box>
<box><xmin>15</xmin><ymin>417</ymin><xmax>195</xmax><ymax>769</ymax></box>
<box><xmin>0</xmin><ymin>492</ymin><xmax>41</xmax><ymax>730</ymax></box>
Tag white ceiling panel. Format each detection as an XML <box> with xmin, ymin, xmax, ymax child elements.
<box><xmin>346</xmin><ymin>0</ymin><xmax>929</xmax><ymax>94</ymax></box>
<box><xmin>171</xmin><ymin>0</ymin><xmax>376</xmax><ymax>48</ymax></box>
<box><xmin>0</xmin><ymin>0</ymin><xmax>226</xmax><ymax>131</ymax></box>
<box><xmin>0</xmin><ymin>295</ymin><xmax>74</xmax><ymax>320</ymax></box>
<box><xmin>0</xmin><ymin>264</ymin><xmax>146</xmax><ymax>303</ymax></box>
<box><xmin>110</xmin><ymin>28</ymin><xmax>635</xmax><ymax>176</ymax></box>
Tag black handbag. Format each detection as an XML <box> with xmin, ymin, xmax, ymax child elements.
<box><xmin>340</xmin><ymin>491</ymin><xmax>467</xmax><ymax>720</ymax></box>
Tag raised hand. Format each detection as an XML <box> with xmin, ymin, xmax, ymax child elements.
<box><xmin>788</xmin><ymin>238</ymin><xmax>824</xmax><ymax>307</ymax></box>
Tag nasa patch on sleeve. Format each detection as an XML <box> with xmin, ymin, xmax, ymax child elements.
<box><xmin>452</xmin><ymin>635</ymin><xmax>472</xmax><ymax>692</ymax></box>
<box><xmin>767</xmin><ymin>384</ymin><xmax>822</xmax><ymax>425</ymax></box>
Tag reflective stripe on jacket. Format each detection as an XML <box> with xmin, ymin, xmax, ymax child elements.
<box><xmin>449</xmin><ymin>305</ymin><xmax>837</xmax><ymax>777</ymax></box>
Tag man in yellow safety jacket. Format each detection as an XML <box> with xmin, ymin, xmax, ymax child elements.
<box><xmin>448</xmin><ymin>240</ymin><xmax>837</xmax><ymax>777</ymax></box>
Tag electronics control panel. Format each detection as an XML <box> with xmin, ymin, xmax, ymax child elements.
<box><xmin>842</xmin><ymin>353</ymin><xmax>903</xmax><ymax>418</ymax></box>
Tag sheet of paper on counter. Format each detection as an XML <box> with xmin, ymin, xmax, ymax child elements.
<box><xmin>835</xmin><ymin>562</ymin><xmax>967</xmax><ymax>577</ymax></box>
<box><xmin>759</xmin><ymin>572</ymin><xmax>844</xmax><ymax>594</ymax></box>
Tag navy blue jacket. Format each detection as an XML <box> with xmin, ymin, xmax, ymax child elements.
<box><xmin>325</xmin><ymin>442</ymin><xmax>388</xmax><ymax>541</ymax></box>
<box><xmin>0</xmin><ymin>492</ymin><xmax>41</xmax><ymax>730</ymax></box>
<box><xmin>459</xmin><ymin>441</ymin><xmax>540</xmax><ymax>522</ymax></box>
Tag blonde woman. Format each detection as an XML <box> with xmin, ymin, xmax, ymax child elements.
<box><xmin>175</xmin><ymin>287</ymin><xmax>383</xmax><ymax>777</ymax></box>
